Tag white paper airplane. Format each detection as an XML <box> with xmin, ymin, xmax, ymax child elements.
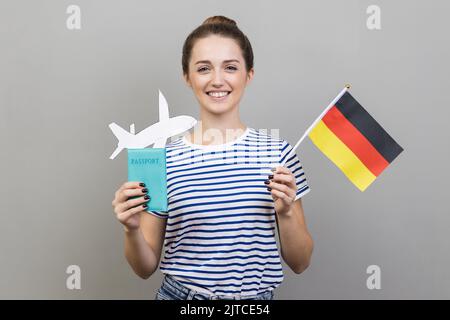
<box><xmin>108</xmin><ymin>90</ymin><xmax>197</xmax><ymax>159</ymax></box>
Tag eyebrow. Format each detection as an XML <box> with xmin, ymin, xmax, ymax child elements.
<box><xmin>195</xmin><ymin>59</ymin><xmax>240</xmax><ymax>65</ymax></box>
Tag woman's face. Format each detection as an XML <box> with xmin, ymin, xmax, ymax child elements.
<box><xmin>184</xmin><ymin>35</ymin><xmax>254</xmax><ymax>116</ymax></box>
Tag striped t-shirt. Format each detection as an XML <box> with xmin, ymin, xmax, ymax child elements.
<box><xmin>149</xmin><ymin>127</ymin><xmax>310</xmax><ymax>297</ymax></box>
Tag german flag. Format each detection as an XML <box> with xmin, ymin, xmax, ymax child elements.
<box><xmin>308</xmin><ymin>90</ymin><xmax>403</xmax><ymax>191</ymax></box>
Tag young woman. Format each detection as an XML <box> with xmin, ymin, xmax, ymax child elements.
<box><xmin>112</xmin><ymin>16</ymin><xmax>314</xmax><ymax>300</ymax></box>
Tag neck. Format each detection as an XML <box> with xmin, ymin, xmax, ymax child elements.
<box><xmin>186</xmin><ymin>105</ymin><xmax>247</xmax><ymax>145</ymax></box>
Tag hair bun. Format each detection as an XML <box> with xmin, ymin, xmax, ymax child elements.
<box><xmin>202</xmin><ymin>15</ymin><xmax>237</xmax><ymax>27</ymax></box>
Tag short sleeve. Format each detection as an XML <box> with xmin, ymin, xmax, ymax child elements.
<box><xmin>279</xmin><ymin>140</ymin><xmax>311</xmax><ymax>200</ymax></box>
<box><xmin>147</xmin><ymin>209</ymin><xmax>168</xmax><ymax>219</ymax></box>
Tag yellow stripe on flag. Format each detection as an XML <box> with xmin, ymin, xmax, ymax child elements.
<box><xmin>309</xmin><ymin>120</ymin><xmax>376</xmax><ymax>191</ymax></box>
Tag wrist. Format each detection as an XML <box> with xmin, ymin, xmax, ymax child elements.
<box><xmin>277</xmin><ymin>207</ymin><xmax>295</xmax><ymax>219</ymax></box>
<box><xmin>123</xmin><ymin>225</ymin><xmax>140</xmax><ymax>234</ymax></box>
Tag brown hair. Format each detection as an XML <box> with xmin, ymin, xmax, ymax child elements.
<box><xmin>182</xmin><ymin>16</ymin><xmax>254</xmax><ymax>77</ymax></box>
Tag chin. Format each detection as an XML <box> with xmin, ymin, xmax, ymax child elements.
<box><xmin>200</xmin><ymin>99</ymin><xmax>234</xmax><ymax>114</ymax></box>
<box><xmin>206</xmin><ymin>104</ymin><xmax>235</xmax><ymax>115</ymax></box>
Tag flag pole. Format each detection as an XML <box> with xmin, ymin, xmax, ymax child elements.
<box><xmin>280</xmin><ymin>84</ymin><xmax>351</xmax><ymax>167</ymax></box>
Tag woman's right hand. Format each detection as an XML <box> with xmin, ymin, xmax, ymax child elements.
<box><xmin>112</xmin><ymin>181</ymin><xmax>150</xmax><ymax>232</ymax></box>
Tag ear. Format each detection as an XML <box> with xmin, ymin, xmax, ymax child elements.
<box><xmin>246</xmin><ymin>68</ymin><xmax>255</xmax><ymax>85</ymax></box>
<box><xmin>183</xmin><ymin>73</ymin><xmax>191</xmax><ymax>87</ymax></box>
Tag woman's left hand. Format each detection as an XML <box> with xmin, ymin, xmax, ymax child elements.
<box><xmin>265</xmin><ymin>166</ymin><xmax>297</xmax><ymax>217</ymax></box>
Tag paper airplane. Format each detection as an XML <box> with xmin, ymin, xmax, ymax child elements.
<box><xmin>109</xmin><ymin>90</ymin><xmax>197</xmax><ymax>159</ymax></box>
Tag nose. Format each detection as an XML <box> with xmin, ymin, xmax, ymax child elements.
<box><xmin>211</xmin><ymin>70</ymin><xmax>225</xmax><ymax>87</ymax></box>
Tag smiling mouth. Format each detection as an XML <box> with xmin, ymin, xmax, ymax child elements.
<box><xmin>206</xmin><ymin>91</ymin><xmax>231</xmax><ymax>98</ymax></box>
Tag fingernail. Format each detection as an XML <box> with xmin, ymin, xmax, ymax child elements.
<box><xmin>144</xmin><ymin>195</ymin><xmax>150</xmax><ymax>200</ymax></box>
<box><xmin>271</xmin><ymin>167</ymin><xmax>276</xmax><ymax>172</ymax></box>
<box><xmin>142</xmin><ymin>188</ymin><xmax>148</xmax><ymax>193</ymax></box>
<box><xmin>143</xmin><ymin>203</ymin><xmax>148</xmax><ymax>208</ymax></box>
<box><xmin>268</xmin><ymin>174</ymin><xmax>274</xmax><ymax>180</ymax></box>
<box><xmin>267</xmin><ymin>187</ymin><xmax>272</xmax><ymax>191</ymax></box>
<box><xmin>264</xmin><ymin>180</ymin><xmax>270</xmax><ymax>185</ymax></box>
<box><xmin>139</xmin><ymin>182</ymin><xmax>146</xmax><ymax>187</ymax></box>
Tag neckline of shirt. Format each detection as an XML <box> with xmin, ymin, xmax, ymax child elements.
<box><xmin>181</xmin><ymin>127</ymin><xmax>252</xmax><ymax>151</ymax></box>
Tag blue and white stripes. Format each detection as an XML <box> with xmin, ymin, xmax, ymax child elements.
<box><xmin>149</xmin><ymin>127</ymin><xmax>310</xmax><ymax>297</ymax></box>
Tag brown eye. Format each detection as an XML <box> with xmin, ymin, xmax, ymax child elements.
<box><xmin>226</xmin><ymin>65</ymin><xmax>237</xmax><ymax>71</ymax></box>
<box><xmin>198</xmin><ymin>66</ymin><xmax>209</xmax><ymax>72</ymax></box>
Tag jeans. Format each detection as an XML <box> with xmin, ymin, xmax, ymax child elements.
<box><xmin>155</xmin><ymin>274</ymin><xmax>275</xmax><ymax>300</ymax></box>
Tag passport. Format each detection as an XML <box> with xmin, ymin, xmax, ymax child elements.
<box><xmin>127</xmin><ymin>148</ymin><xmax>168</xmax><ymax>212</ymax></box>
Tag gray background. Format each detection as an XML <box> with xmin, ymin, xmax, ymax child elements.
<box><xmin>1</xmin><ymin>0</ymin><xmax>449</xmax><ymax>299</ymax></box>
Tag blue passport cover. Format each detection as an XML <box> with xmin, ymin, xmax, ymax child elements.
<box><xmin>127</xmin><ymin>148</ymin><xmax>168</xmax><ymax>212</ymax></box>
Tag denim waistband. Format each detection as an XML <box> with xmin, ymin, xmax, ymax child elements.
<box><xmin>160</xmin><ymin>273</ymin><xmax>273</xmax><ymax>300</ymax></box>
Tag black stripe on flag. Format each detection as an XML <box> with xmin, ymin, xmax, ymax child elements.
<box><xmin>335</xmin><ymin>91</ymin><xmax>403</xmax><ymax>163</ymax></box>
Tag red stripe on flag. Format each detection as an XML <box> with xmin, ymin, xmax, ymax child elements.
<box><xmin>322</xmin><ymin>106</ymin><xmax>389</xmax><ymax>176</ymax></box>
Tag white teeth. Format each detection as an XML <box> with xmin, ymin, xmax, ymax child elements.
<box><xmin>208</xmin><ymin>91</ymin><xmax>229</xmax><ymax>98</ymax></box>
